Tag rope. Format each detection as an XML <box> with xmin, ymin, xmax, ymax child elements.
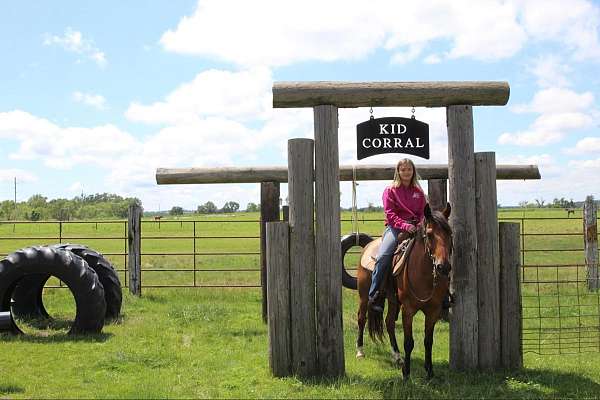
<box><xmin>352</xmin><ymin>165</ymin><xmax>359</xmax><ymax>246</ymax></box>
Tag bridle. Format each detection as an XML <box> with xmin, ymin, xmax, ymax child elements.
<box><xmin>405</xmin><ymin>222</ymin><xmax>453</xmax><ymax>303</ymax></box>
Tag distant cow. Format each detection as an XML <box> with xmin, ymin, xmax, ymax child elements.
<box><xmin>154</xmin><ymin>216</ymin><xmax>163</xmax><ymax>222</ymax></box>
<box><xmin>566</xmin><ymin>208</ymin><xmax>575</xmax><ymax>218</ymax></box>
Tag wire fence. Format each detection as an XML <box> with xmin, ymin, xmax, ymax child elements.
<box><xmin>0</xmin><ymin>214</ymin><xmax>598</xmax><ymax>355</ymax></box>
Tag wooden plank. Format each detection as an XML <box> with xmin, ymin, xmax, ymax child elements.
<box><xmin>447</xmin><ymin>105</ymin><xmax>478</xmax><ymax>370</ymax></box>
<box><xmin>260</xmin><ymin>182</ymin><xmax>280</xmax><ymax>323</ymax></box>
<box><xmin>313</xmin><ymin>105</ymin><xmax>345</xmax><ymax>377</ymax></box>
<box><xmin>499</xmin><ymin>222</ymin><xmax>522</xmax><ymax>369</ymax></box>
<box><xmin>474</xmin><ymin>152</ymin><xmax>501</xmax><ymax>370</ymax></box>
<box><xmin>156</xmin><ymin>164</ymin><xmax>540</xmax><ymax>184</ymax></box>
<box><xmin>273</xmin><ymin>81</ymin><xmax>510</xmax><ymax>108</ymax></box>
<box><xmin>128</xmin><ymin>204</ymin><xmax>142</xmax><ymax>296</ymax></box>
<box><xmin>584</xmin><ymin>196</ymin><xmax>599</xmax><ymax>291</ymax></box>
<box><xmin>266</xmin><ymin>221</ymin><xmax>292</xmax><ymax>377</ymax></box>
<box><xmin>288</xmin><ymin>138</ymin><xmax>318</xmax><ymax>376</ymax></box>
<box><xmin>427</xmin><ymin>179</ymin><xmax>447</xmax><ymax>211</ymax></box>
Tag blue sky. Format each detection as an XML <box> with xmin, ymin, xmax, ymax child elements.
<box><xmin>1</xmin><ymin>0</ymin><xmax>599</xmax><ymax>210</ymax></box>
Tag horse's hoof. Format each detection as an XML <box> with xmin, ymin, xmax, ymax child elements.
<box><xmin>391</xmin><ymin>352</ymin><xmax>403</xmax><ymax>368</ymax></box>
<box><xmin>356</xmin><ymin>347</ymin><xmax>365</xmax><ymax>358</ymax></box>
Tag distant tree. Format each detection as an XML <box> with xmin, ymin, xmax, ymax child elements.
<box><xmin>245</xmin><ymin>202</ymin><xmax>259</xmax><ymax>212</ymax></box>
<box><xmin>534</xmin><ymin>198</ymin><xmax>545</xmax><ymax>208</ymax></box>
<box><xmin>29</xmin><ymin>210</ymin><xmax>41</xmax><ymax>221</ymax></box>
<box><xmin>221</xmin><ymin>201</ymin><xmax>240</xmax><ymax>213</ymax></box>
<box><xmin>197</xmin><ymin>201</ymin><xmax>217</xmax><ymax>214</ymax></box>
<box><xmin>169</xmin><ymin>206</ymin><xmax>184</xmax><ymax>216</ymax></box>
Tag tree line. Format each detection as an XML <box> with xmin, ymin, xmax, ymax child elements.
<box><xmin>169</xmin><ymin>201</ymin><xmax>260</xmax><ymax>215</ymax></box>
<box><xmin>0</xmin><ymin>193</ymin><xmax>142</xmax><ymax>221</ymax></box>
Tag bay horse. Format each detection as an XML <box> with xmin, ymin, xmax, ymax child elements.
<box><xmin>355</xmin><ymin>203</ymin><xmax>452</xmax><ymax>380</ymax></box>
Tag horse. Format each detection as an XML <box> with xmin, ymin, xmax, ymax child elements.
<box><xmin>355</xmin><ymin>202</ymin><xmax>453</xmax><ymax>380</ymax></box>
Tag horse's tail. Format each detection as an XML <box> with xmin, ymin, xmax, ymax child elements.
<box><xmin>367</xmin><ymin>301</ymin><xmax>385</xmax><ymax>343</ymax></box>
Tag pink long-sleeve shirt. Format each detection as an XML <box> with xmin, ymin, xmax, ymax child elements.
<box><xmin>383</xmin><ymin>185</ymin><xmax>426</xmax><ymax>231</ymax></box>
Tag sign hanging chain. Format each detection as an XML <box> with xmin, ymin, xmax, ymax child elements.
<box><xmin>411</xmin><ymin>106</ymin><xmax>416</xmax><ymax>120</ymax></box>
<box><xmin>369</xmin><ymin>106</ymin><xmax>374</xmax><ymax>120</ymax></box>
<box><xmin>352</xmin><ymin>165</ymin><xmax>360</xmax><ymax>246</ymax></box>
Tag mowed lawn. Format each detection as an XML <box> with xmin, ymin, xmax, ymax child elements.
<box><xmin>1</xmin><ymin>208</ymin><xmax>599</xmax><ymax>398</ymax></box>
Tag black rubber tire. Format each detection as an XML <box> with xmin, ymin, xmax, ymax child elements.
<box><xmin>341</xmin><ymin>233</ymin><xmax>374</xmax><ymax>290</ymax></box>
<box><xmin>54</xmin><ymin>244</ymin><xmax>122</xmax><ymax>321</ymax></box>
<box><xmin>11</xmin><ymin>244</ymin><xmax>122</xmax><ymax>321</ymax></box>
<box><xmin>0</xmin><ymin>246</ymin><xmax>106</xmax><ymax>334</ymax></box>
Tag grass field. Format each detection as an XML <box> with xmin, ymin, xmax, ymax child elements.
<box><xmin>1</xmin><ymin>208</ymin><xmax>599</xmax><ymax>398</ymax></box>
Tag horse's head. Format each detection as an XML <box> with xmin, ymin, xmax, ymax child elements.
<box><xmin>423</xmin><ymin>203</ymin><xmax>453</xmax><ymax>277</ymax></box>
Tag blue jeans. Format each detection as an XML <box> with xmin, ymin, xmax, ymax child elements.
<box><xmin>369</xmin><ymin>225</ymin><xmax>402</xmax><ymax>299</ymax></box>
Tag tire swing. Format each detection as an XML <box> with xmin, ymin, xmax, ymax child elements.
<box><xmin>10</xmin><ymin>244</ymin><xmax>122</xmax><ymax>321</ymax></box>
<box><xmin>0</xmin><ymin>246</ymin><xmax>106</xmax><ymax>334</ymax></box>
<box><xmin>340</xmin><ymin>166</ymin><xmax>373</xmax><ymax>290</ymax></box>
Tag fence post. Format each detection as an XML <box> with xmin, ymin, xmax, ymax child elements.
<box><xmin>499</xmin><ymin>222</ymin><xmax>522</xmax><ymax>369</ymax></box>
<box><xmin>128</xmin><ymin>204</ymin><xmax>142</xmax><ymax>296</ymax></box>
<box><xmin>261</xmin><ymin>181</ymin><xmax>280</xmax><ymax>323</ymax></box>
<box><xmin>428</xmin><ymin>178</ymin><xmax>450</xmax><ymax>321</ymax></box>
<box><xmin>282</xmin><ymin>205</ymin><xmax>289</xmax><ymax>222</ymax></box>
<box><xmin>288</xmin><ymin>138</ymin><xmax>318</xmax><ymax>376</ymax></box>
<box><xmin>447</xmin><ymin>105</ymin><xmax>479</xmax><ymax>370</ymax></box>
<box><xmin>427</xmin><ymin>179</ymin><xmax>447</xmax><ymax>211</ymax></box>
<box><xmin>314</xmin><ymin>105</ymin><xmax>345</xmax><ymax>377</ymax></box>
<box><xmin>266</xmin><ymin>221</ymin><xmax>292</xmax><ymax>377</ymax></box>
<box><xmin>475</xmin><ymin>152</ymin><xmax>501</xmax><ymax>370</ymax></box>
<box><xmin>584</xmin><ymin>196</ymin><xmax>599</xmax><ymax>291</ymax></box>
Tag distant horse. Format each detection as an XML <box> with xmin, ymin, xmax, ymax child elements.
<box><xmin>566</xmin><ymin>208</ymin><xmax>575</xmax><ymax>218</ymax></box>
<box><xmin>355</xmin><ymin>203</ymin><xmax>453</xmax><ymax>380</ymax></box>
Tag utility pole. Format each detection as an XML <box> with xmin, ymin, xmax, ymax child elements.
<box><xmin>13</xmin><ymin>177</ymin><xmax>17</xmax><ymax>219</ymax></box>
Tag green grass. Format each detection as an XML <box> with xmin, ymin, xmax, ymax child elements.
<box><xmin>0</xmin><ymin>208</ymin><xmax>599</xmax><ymax>398</ymax></box>
<box><xmin>2</xmin><ymin>289</ymin><xmax>600</xmax><ymax>399</ymax></box>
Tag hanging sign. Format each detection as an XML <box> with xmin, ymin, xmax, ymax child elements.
<box><xmin>356</xmin><ymin>117</ymin><xmax>429</xmax><ymax>160</ymax></box>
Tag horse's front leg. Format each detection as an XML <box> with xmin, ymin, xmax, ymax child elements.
<box><xmin>423</xmin><ymin>308</ymin><xmax>440</xmax><ymax>379</ymax></box>
<box><xmin>401</xmin><ymin>306</ymin><xmax>416</xmax><ymax>380</ymax></box>
<box><xmin>385</xmin><ymin>297</ymin><xmax>402</xmax><ymax>367</ymax></box>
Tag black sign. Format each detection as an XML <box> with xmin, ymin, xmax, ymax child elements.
<box><xmin>356</xmin><ymin>117</ymin><xmax>429</xmax><ymax>160</ymax></box>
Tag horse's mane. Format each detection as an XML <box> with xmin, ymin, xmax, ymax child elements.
<box><xmin>429</xmin><ymin>210</ymin><xmax>452</xmax><ymax>237</ymax></box>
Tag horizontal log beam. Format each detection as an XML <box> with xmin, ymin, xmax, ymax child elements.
<box><xmin>272</xmin><ymin>81</ymin><xmax>510</xmax><ymax>108</ymax></box>
<box><xmin>156</xmin><ymin>164</ymin><xmax>539</xmax><ymax>184</ymax></box>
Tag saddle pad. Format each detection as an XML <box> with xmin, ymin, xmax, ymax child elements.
<box><xmin>360</xmin><ymin>237</ymin><xmax>416</xmax><ymax>275</ymax></box>
<box><xmin>360</xmin><ymin>238</ymin><xmax>381</xmax><ymax>272</ymax></box>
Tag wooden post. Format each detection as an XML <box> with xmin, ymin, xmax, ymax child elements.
<box><xmin>475</xmin><ymin>152</ymin><xmax>501</xmax><ymax>369</ymax></box>
<box><xmin>499</xmin><ymin>222</ymin><xmax>522</xmax><ymax>369</ymax></box>
<box><xmin>428</xmin><ymin>179</ymin><xmax>447</xmax><ymax>211</ymax></box>
<box><xmin>428</xmin><ymin>178</ymin><xmax>449</xmax><ymax>321</ymax></box>
<box><xmin>447</xmin><ymin>105</ymin><xmax>478</xmax><ymax>370</ymax></box>
<box><xmin>288</xmin><ymin>138</ymin><xmax>318</xmax><ymax>376</ymax></box>
<box><xmin>261</xmin><ymin>182</ymin><xmax>280</xmax><ymax>323</ymax></box>
<box><xmin>584</xmin><ymin>196</ymin><xmax>599</xmax><ymax>291</ymax></box>
<box><xmin>314</xmin><ymin>105</ymin><xmax>345</xmax><ymax>377</ymax></box>
<box><xmin>266</xmin><ymin>221</ymin><xmax>292</xmax><ymax>377</ymax></box>
<box><xmin>128</xmin><ymin>204</ymin><xmax>142</xmax><ymax>296</ymax></box>
<box><xmin>282</xmin><ymin>205</ymin><xmax>289</xmax><ymax>222</ymax></box>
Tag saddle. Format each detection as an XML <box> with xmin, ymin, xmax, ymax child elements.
<box><xmin>360</xmin><ymin>236</ymin><xmax>416</xmax><ymax>276</ymax></box>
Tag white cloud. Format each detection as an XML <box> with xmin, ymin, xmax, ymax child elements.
<box><xmin>424</xmin><ymin>54</ymin><xmax>442</xmax><ymax>64</ymax></box>
<box><xmin>527</xmin><ymin>54</ymin><xmax>572</xmax><ymax>88</ymax></box>
<box><xmin>519</xmin><ymin>0</ymin><xmax>600</xmax><ymax>61</ymax></box>
<box><xmin>159</xmin><ymin>0</ymin><xmax>600</xmax><ymax>67</ymax></box>
<box><xmin>0</xmin><ymin>111</ymin><xmax>138</xmax><ymax>169</ymax></box>
<box><xmin>73</xmin><ymin>91</ymin><xmax>107</xmax><ymax>110</ymax></box>
<box><xmin>0</xmin><ymin>169</ymin><xmax>38</xmax><ymax>183</ymax></box>
<box><xmin>43</xmin><ymin>27</ymin><xmax>107</xmax><ymax>67</ymax></box>
<box><xmin>126</xmin><ymin>68</ymin><xmax>273</xmax><ymax>124</ymax></box>
<box><xmin>159</xmin><ymin>0</ymin><xmax>529</xmax><ymax>66</ymax></box>
<box><xmin>565</xmin><ymin>137</ymin><xmax>600</xmax><ymax>155</ymax></box>
<box><xmin>500</xmin><ymin>88</ymin><xmax>596</xmax><ymax>146</ymax></box>
<box><xmin>569</xmin><ymin>158</ymin><xmax>600</xmax><ymax>169</ymax></box>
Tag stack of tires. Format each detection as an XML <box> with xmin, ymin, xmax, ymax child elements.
<box><xmin>0</xmin><ymin>244</ymin><xmax>122</xmax><ymax>335</ymax></box>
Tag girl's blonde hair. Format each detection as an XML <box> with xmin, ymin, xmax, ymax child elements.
<box><xmin>392</xmin><ymin>158</ymin><xmax>425</xmax><ymax>194</ymax></box>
